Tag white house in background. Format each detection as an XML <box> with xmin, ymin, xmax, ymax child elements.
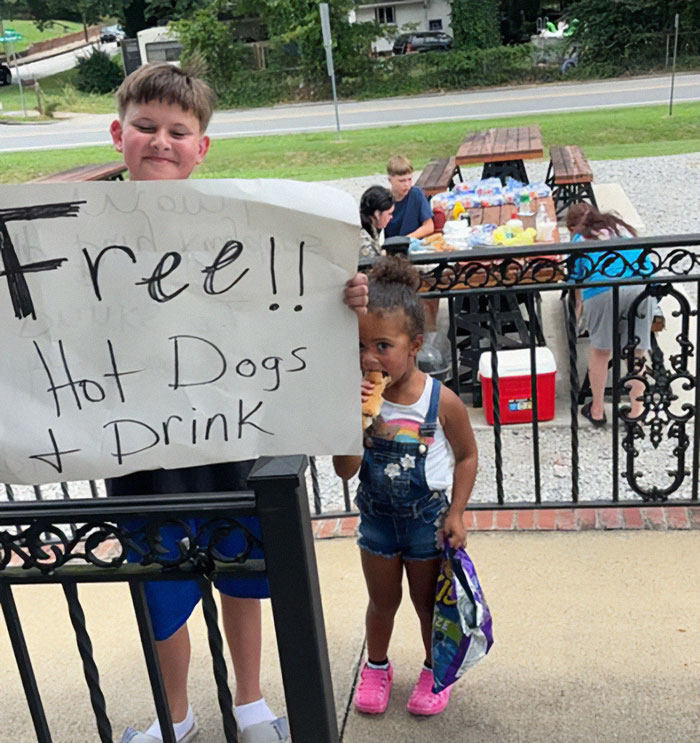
<box><xmin>351</xmin><ymin>0</ymin><xmax>453</xmax><ymax>54</ymax></box>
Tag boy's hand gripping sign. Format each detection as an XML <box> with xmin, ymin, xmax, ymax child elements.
<box><xmin>0</xmin><ymin>179</ymin><xmax>363</xmax><ymax>485</ymax></box>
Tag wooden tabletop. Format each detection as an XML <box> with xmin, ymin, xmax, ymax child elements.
<box><xmin>30</xmin><ymin>162</ymin><xmax>127</xmax><ymax>183</ymax></box>
<box><xmin>456</xmin><ymin>126</ymin><xmax>543</xmax><ymax>166</ymax></box>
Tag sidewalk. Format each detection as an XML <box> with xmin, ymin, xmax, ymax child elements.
<box><xmin>1</xmin><ymin>529</ymin><xmax>698</xmax><ymax>742</ymax></box>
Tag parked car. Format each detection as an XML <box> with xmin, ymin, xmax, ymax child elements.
<box><xmin>100</xmin><ymin>25</ymin><xmax>125</xmax><ymax>44</ymax></box>
<box><xmin>393</xmin><ymin>32</ymin><xmax>453</xmax><ymax>55</ymax></box>
<box><xmin>0</xmin><ymin>62</ymin><xmax>11</xmax><ymax>86</ymax></box>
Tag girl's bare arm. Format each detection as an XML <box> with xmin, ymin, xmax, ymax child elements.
<box><xmin>440</xmin><ymin>386</ymin><xmax>478</xmax><ymax>548</ymax></box>
<box><xmin>333</xmin><ymin>454</ymin><xmax>363</xmax><ymax>480</ymax></box>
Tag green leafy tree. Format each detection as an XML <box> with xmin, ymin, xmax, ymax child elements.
<box><xmin>242</xmin><ymin>0</ymin><xmax>378</xmax><ymax>78</ymax></box>
<box><xmin>172</xmin><ymin>0</ymin><xmax>252</xmax><ymax>95</ymax></box>
<box><xmin>0</xmin><ymin>0</ymin><xmax>26</xmax><ymax>19</ymax></box>
<box><xmin>144</xmin><ymin>0</ymin><xmax>209</xmax><ymax>24</ymax></box>
<box><xmin>118</xmin><ymin>0</ymin><xmax>151</xmax><ymax>37</ymax></box>
<box><xmin>174</xmin><ymin>0</ymin><xmax>380</xmax><ymax>101</ymax></box>
<box><xmin>568</xmin><ymin>0</ymin><xmax>700</xmax><ymax>70</ymax></box>
<box><xmin>0</xmin><ymin>0</ymin><xmax>27</xmax><ymax>47</ymax></box>
<box><xmin>451</xmin><ymin>0</ymin><xmax>500</xmax><ymax>50</ymax></box>
<box><xmin>25</xmin><ymin>0</ymin><xmax>117</xmax><ymax>40</ymax></box>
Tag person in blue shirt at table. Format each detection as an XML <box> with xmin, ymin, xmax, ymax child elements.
<box><xmin>385</xmin><ymin>155</ymin><xmax>434</xmax><ymax>240</ymax></box>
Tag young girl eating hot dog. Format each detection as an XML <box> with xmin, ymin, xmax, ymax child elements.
<box><xmin>334</xmin><ymin>256</ymin><xmax>478</xmax><ymax>717</ymax></box>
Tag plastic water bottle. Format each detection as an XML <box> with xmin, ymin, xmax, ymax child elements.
<box><xmin>536</xmin><ymin>202</ymin><xmax>554</xmax><ymax>241</ymax></box>
<box><xmin>518</xmin><ymin>192</ymin><xmax>533</xmax><ymax>216</ymax></box>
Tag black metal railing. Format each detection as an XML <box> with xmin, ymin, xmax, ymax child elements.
<box><xmin>366</xmin><ymin>232</ymin><xmax>700</xmax><ymax>509</ymax></box>
<box><xmin>0</xmin><ymin>456</ymin><xmax>339</xmax><ymax>743</ymax></box>
<box><xmin>4</xmin><ymin>234</ymin><xmax>700</xmax><ymax>519</ymax></box>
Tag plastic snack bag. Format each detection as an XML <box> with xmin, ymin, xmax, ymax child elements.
<box><xmin>529</xmin><ymin>181</ymin><xmax>553</xmax><ymax>199</ymax></box>
<box><xmin>431</xmin><ymin>547</ymin><xmax>494</xmax><ymax>693</ymax></box>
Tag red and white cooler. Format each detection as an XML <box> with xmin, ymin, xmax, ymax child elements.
<box><xmin>478</xmin><ymin>347</ymin><xmax>557</xmax><ymax>425</ymax></box>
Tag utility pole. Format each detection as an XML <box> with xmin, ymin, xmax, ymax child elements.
<box><xmin>319</xmin><ymin>3</ymin><xmax>341</xmax><ymax>133</ymax></box>
<box><xmin>669</xmin><ymin>13</ymin><xmax>679</xmax><ymax>116</ymax></box>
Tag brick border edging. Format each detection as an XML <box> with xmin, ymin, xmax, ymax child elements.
<box><xmin>312</xmin><ymin>506</ymin><xmax>700</xmax><ymax>539</ymax></box>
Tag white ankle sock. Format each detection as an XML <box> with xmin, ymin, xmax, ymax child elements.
<box><xmin>367</xmin><ymin>660</ymin><xmax>389</xmax><ymax>670</ymax></box>
<box><xmin>144</xmin><ymin>705</ymin><xmax>195</xmax><ymax>741</ymax></box>
<box><xmin>234</xmin><ymin>697</ymin><xmax>276</xmax><ymax>731</ymax></box>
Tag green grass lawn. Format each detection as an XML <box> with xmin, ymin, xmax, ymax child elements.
<box><xmin>0</xmin><ymin>68</ymin><xmax>117</xmax><ymax>116</ymax></box>
<box><xmin>1</xmin><ymin>19</ymin><xmax>83</xmax><ymax>54</ymax></box>
<box><xmin>1</xmin><ymin>101</ymin><xmax>698</xmax><ymax>183</ymax></box>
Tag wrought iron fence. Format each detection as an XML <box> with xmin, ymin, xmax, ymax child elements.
<box><xmin>369</xmin><ymin>232</ymin><xmax>700</xmax><ymax>511</ymax></box>
<box><xmin>3</xmin><ymin>234</ymin><xmax>700</xmax><ymax>520</ymax></box>
<box><xmin>0</xmin><ymin>456</ymin><xmax>339</xmax><ymax>743</ymax></box>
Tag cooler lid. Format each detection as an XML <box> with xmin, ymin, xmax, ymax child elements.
<box><xmin>478</xmin><ymin>347</ymin><xmax>556</xmax><ymax>379</ymax></box>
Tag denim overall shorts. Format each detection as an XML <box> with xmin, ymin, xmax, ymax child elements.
<box><xmin>355</xmin><ymin>377</ymin><xmax>449</xmax><ymax>561</ymax></box>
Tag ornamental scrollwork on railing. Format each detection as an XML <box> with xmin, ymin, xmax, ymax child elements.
<box><xmin>418</xmin><ymin>254</ymin><xmax>567</xmax><ymax>291</ymax></box>
<box><xmin>0</xmin><ymin>516</ymin><xmax>262</xmax><ymax>577</ymax></box>
<box><xmin>620</xmin><ymin>284</ymin><xmax>696</xmax><ymax>501</ymax></box>
<box><xmin>413</xmin><ymin>245</ymin><xmax>700</xmax><ymax>292</ymax></box>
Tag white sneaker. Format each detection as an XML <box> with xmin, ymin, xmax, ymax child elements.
<box><xmin>239</xmin><ymin>717</ymin><xmax>290</xmax><ymax>743</ymax></box>
<box><xmin>121</xmin><ymin>721</ymin><xmax>199</xmax><ymax>743</ymax></box>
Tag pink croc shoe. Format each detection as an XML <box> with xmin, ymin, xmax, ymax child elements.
<box><xmin>354</xmin><ymin>662</ymin><xmax>394</xmax><ymax>714</ymax></box>
<box><xmin>406</xmin><ymin>667</ymin><xmax>452</xmax><ymax>716</ymax></box>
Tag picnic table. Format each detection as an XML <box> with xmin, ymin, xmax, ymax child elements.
<box><xmin>413</xmin><ymin>194</ymin><xmax>561</xmax><ymax>401</ymax></box>
<box><xmin>417</xmin><ymin>195</ymin><xmax>561</xmax><ymax>278</ymax></box>
<box><xmin>456</xmin><ymin>125</ymin><xmax>543</xmax><ymax>185</ymax></box>
<box><xmin>30</xmin><ymin>162</ymin><xmax>127</xmax><ymax>183</ymax></box>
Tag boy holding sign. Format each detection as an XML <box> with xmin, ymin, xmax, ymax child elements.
<box><xmin>107</xmin><ymin>63</ymin><xmax>367</xmax><ymax>743</ymax></box>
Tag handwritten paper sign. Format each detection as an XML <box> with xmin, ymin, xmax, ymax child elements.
<box><xmin>0</xmin><ymin>179</ymin><xmax>363</xmax><ymax>485</ymax></box>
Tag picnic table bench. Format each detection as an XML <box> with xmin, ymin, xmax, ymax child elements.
<box><xmin>456</xmin><ymin>125</ymin><xmax>543</xmax><ymax>185</ymax></box>
<box><xmin>545</xmin><ymin>145</ymin><xmax>597</xmax><ymax>215</ymax></box>
<box><xmin>30</xmin><ymin>161</ymin><xmax>127</xmax><ymax>183</ymax></box>
<box><xmin>415</xmin><ymin>156</ymin><xmax>462</xmax><ymax>197</ymax></box>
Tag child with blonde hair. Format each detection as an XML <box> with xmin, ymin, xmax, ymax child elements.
<box><xmin>385</xmin><ymin>155</ymin><xmax>434</xmax><ymax>239</ymax></box>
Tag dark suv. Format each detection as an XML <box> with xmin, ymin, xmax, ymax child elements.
<box><xmin>100</xmin><ymin>25</ymin><xmax>125</xmax><ymax>43</ymax></box>
<box><xmin>393</xmin><ymin>32</ymin><xmax>453</xmax><ymax>54</ymax></box>
<box><xmin>0</xmin><ymin>62</ymin><xmax>11</xmax><ymax>86</ymax></box>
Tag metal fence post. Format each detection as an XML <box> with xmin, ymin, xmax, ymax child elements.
<box><xmin>0</xmin><ymin>583</ymin><xmax>52</xmax><ymax>742</ymax></box>
<box><xmin>249</xmin><ymin>455</ymin><xmax>338</xmax><ymax>743</ymax></box>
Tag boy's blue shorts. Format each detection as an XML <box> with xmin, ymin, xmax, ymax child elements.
<box><xmin>131</xmin><ymin>514</ymin><xmax>268</xmax><ymax>641</ymax></box>
<box><xmin>106</xmin><ymin>459</ymin><xmax>270</xmax><ymax>642</ymax></box>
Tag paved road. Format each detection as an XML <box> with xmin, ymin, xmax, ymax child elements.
<box><xmin>1</xmin><ymin>72</ymin><xmax>699</xmax><ymax>153</ymax></box>
<box><xmin>7</xmin><ymin>41</ymin><xmax>119</xmax><ymax>82</ymax></box>
<box><xmin>14</xmin><ymin>41</ymin><xmax>119</xmax><ymax>80</ymax></box>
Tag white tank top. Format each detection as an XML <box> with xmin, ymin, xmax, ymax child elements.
<box><xmin>379</xmin><ymin>376</ymin><xmax>453</xmax><ymax>491</ymax></box>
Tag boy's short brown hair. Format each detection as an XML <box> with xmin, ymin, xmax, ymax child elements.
<box><xmin>116</xmin><ymin>63</ymin><xmax>216</xmax><ymax>132</ymax></box>
<box><xmin>386</xmin><ymin>155</ymin><xmax>413</xmax><ymax>177</ymax></box>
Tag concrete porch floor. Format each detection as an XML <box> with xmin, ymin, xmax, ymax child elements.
<box><xmin>1</xmin><ymin>530</ymin><xmax>698</xmax><ymax>742</ymax></box>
